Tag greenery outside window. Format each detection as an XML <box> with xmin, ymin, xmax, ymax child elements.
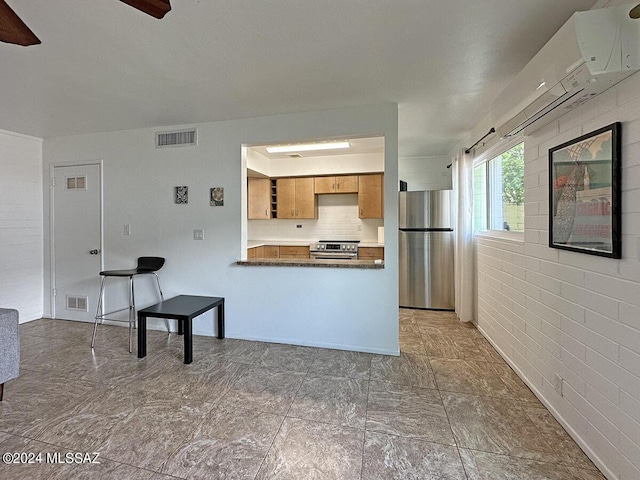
<box><xmin>473</xmin><ymin>142</ymin><xmax>524</xmax><ymax>232</ymax></box>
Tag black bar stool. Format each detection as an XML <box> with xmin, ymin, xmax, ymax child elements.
<box><xmin>91</xmin><ymin>256</ymin><xmax>165</xmax><ymax>353</ymax></box>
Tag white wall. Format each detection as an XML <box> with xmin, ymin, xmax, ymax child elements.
<box><xmin>247</xmin><ymin>150</ymin><xmax>383</xmax><ymax>178</ymax></box>
<box><xmin>0</xmin><ymin>129</ymin><xmax>43</xmax><ymax>322</ymax></box>
<box><xmin>399</xmin><ymin>155</ymin><xmax>452</xmax><ymax>191</ymax></box>
<box><xmin>473</xmin><ymin>74</ymin><xmax>640</xmax><ymax>479</ymax></box>
<box><xmin>43</xmin><ymin>104</ymin><xmax>399</xmax><ymax>355</ymax></box>
<box><xmin>249</xmin><ymin>194</ymin><xmax>383</xmax><ymax>242</ymax></box>
<box><xmin>269</xmin><ymin>152</ymin><xmax>382</xmax><ymax>177</ymax></box>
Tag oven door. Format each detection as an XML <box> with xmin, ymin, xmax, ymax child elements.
<box><xmin>310</xmin><ymin>252</ymin><xmax>357</xmax><ymax>260</ymax></box>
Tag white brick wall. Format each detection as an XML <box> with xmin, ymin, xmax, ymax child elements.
<box><xmin>475</xmin><ymin>72</ymin><xmax>640</xmax><ymax>480</ymax></box>
<box><xmin>0</xmin><ymin>130</ymin><xmax>43</xmax><ymax>322</ymax></box>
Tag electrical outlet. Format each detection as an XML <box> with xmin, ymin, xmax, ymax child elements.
<box><xmin>193</xmin><ymin>229</ymin><xmax>204</xmax><ymax>240</ymax></box>
<box><xmin>124</xmin><ymin>224</ymin><xmax>131</xmax><ymax>236</ymax></box>
<box><xmin>553</xmin><ymin>373</ymin><xmax>564</xmax><ymax>397</ymax></box>
<box><xmin>296</xmin><ymin>225</ymin><xmax>302</xmax><ymax>228</ymax></box>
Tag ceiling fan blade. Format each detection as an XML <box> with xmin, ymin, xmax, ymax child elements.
<box><xmin>0</xmin><ymin>0</ymin><xmax>41</xmax><ymax>46</ymax></box>
<box><xmin>119</xmin><ymin>0</ymin><xmax>171</xmax><ymax>19</ymax></box>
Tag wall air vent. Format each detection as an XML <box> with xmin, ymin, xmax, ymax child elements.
<box><xmin>156</xmin><ymin>129</ymin><xmax>197</xmax><ymax>148</ymax></box>
<box><xmin>66</xmin><ymin>295</ymin><xmax>88</xmax><ymax>311</ymax></box>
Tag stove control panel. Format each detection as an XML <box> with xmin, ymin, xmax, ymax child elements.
<box><xmin>310</xmin><ymin>241</ymin><xmax>360</xmax><ymax>255</ymax></box>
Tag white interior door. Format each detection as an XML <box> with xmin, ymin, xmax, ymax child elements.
<box><xmin>52</xmin><ymin>163</ymin><xmax>102</xmax><ymax>322</ymax></box>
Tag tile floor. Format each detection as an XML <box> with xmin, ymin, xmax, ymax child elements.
<box><xmin>0</xmin><ymin>309</ymin><xmax>605</xmax><ymax>479</ymax></box>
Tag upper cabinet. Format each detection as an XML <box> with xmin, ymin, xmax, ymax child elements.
<box><xmin>248</xmin><ymin>178</ymin><xmax>271</xmax><ymax>219</ymax></box>
<box><xmin>277</xmin><ymin>177</ymin><xmax>316</xmax><ymax>219</ymax></box>
<box><xmin>358</xmin><ymin>173</ymin><xmax>384</xmax><ymax>219</ymax></box>
<box><xmin>314</xmin><ymin>175</ymin><xmax>358</xmax><ymax>194</ymax></box>
<box><xmin>249</xmin><ymin>173</ymin><xmax>383</xmax><ymax>220</ymax></box>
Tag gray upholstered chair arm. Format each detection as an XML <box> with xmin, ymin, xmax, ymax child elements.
<box><xmin>0</xmin><ymin>308</ymin><xmax>20</xmax><ymax>400</ymax></box>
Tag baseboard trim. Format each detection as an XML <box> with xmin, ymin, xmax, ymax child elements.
<box><xmin>56</xmin><ymin>317</ymin><xmax>400</xmax><ymax>356</ymax></box>
<box><xmin>231</xmin><ymin>333</ymin><xmax>400</xmax><ymax>356</ymax></box>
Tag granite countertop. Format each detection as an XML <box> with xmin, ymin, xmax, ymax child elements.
<box><xmin>248</xmin><ymin>240</ymin><xmax>385</xmax><ymax>248</ymax></box>
<box><xmin>236</xmin><ymin>258</ymin><xmax>384</xmax><ymax>269</ymax></box>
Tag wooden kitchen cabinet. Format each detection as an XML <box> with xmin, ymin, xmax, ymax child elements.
<box><xmin>314</xmin><ymin>175</ymin><xmax>358</xmax><ymax>194</ymax></box>
<box><xmin>247</xmin><ymin>246</ymin><xmax>265</xmax><ymax>258</ymax></box>
<box><xmin>358</xmin><ymin>173</ymin><xmax>384</xmax><ymax>219</ymax></box>
<box><xmin>248</xmin><ymin>178</ymin><xmax>272</xmax><ymax>219</ymax></box>
<box><xmin>358</xmin><ymin>247</ymin><xmax>384</xmax><ymax>260</ymax></box>
<box><xmin>263</xmin><ymin>245</ymin><xmax>280</xmax><ymax>258</ymax></box>
<box><xmin>278</xmin><ymin>245</ymin><xmax>310</xmax><ymax>259</ymax></box>
<box><xmin>276</xmin><ymin>177</ymin><xmax>316</xmax><ymax>219</ymax></box>
<box><xmin>248</xmin><ymin>245</ymin><xmax>279</xmax><ymax>258</ymax></box>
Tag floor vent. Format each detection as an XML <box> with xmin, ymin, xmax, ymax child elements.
<box><xmin>156</xmin><ymin>129</ymin><xmax>197</xmax><ymax>148</ymax></box>
<box><xmin>66</xmin><ymin>295</ymin><xmax>88</xmax><ymax>311</ymax></box>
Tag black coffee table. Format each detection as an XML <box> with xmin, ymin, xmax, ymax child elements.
<box><xmin>137</xmin><ymin>295</ymin><xmax>225</xmax><ymax>364</ymax></box>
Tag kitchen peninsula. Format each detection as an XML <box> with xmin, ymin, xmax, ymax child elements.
<box><xmin>243</xmin><ymin>138</ymin><xmax>386</xmax><ymax>269</ymax></box>
<box><xmin>238</xmin><ymin>239</ymin><xmax>385</xmax><ymax>268</ymax></box>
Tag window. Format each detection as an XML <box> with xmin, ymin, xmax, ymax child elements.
<box><xmin>473</xmin><ymin>142</ymin><xmax>524</xmax><ymax>232</ymax></box>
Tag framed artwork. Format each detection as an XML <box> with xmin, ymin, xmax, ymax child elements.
<box><xmin>210</xmin><ymin>187</ymin><xmax>224</xmax><ymax>206</ymax></box>
<box><xmin>175</xmin><ymin>186</ymin><xmax>188</xmax><ymax>204</ymax></box>
<box><xmin>549</xmin><ymin>122</ymin><xmax>621</xmax><ymax>258</ymax></box>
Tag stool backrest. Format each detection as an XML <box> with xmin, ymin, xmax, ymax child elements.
<box><xmin>136</xmin><ymin>257</ymin><xmax>165</xmax><ymax>273</ymax></box>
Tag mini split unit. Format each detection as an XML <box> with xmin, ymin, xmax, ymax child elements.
<box><xmin>492</xmin><ymin>3</ymin><xmax>640</xmax><ymax>138</ymax></box>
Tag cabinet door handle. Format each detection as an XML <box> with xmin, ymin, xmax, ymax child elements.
<box><xmin>291</xmin><ymin>209</ymin><xmax>295</xmax><ymax>217</ymax></box>
<box><xmin>337</xmin><ymin>182</ymin><xmax>340</xmax><ymax>189</ymax></box>
<box><xmin>265</xmin><ymin>209</ymin><xmax>269</xmax><ymax>217</ymax></box>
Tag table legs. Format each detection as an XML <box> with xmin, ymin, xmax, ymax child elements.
<box><xmin>138</xmin><ymin>300</ymin><xmax>224</xmax><ymax>364</ymax></box>
<box><xmin>217</xmin><ymin>300</ymin><xmax>225</xmax><ymax>339</ymax></box>
<box><xmin>183</xmin><ymin>319</ymin><xmax>193</xmax><ymax>364</ymax></box>
<box><xmin>137</xmin><ymin>314</ymin><xmax>147</xmax><ymax>359</ymax></box>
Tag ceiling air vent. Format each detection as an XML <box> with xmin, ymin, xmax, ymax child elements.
<box><xmin>156</xmin><ymin>129</ymin><xmax>197</xmax><ymax>148</ymax></box>
<box><xmin>287</xmin><ymin>153</ymin><xmax>303</xmax><ymax>158</ymax></box>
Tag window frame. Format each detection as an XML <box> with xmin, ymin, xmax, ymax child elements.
<box><xmin>473</xmin><ymin>137</ymin><xmax>525</xmax><ymax>239</ymax></box>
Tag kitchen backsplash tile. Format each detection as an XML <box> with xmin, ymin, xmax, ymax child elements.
<box><xmin>248</xmin><ymin>194</ymin><xmax>383</xmax><ymax>242</ymax></box>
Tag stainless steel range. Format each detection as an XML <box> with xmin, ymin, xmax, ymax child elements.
<box><xmin>310</xmin><ymin>240</ymin><xmax>359</xmax><ymax>260</ymax></box>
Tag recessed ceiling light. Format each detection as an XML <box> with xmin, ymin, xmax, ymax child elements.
<box><xmin>266</xmin><ymin>141</ymin><xmax>350</xmax><ymax>154</ymax></box>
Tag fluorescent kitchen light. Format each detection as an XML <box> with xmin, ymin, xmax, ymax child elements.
<box><xmin>266</xmin><ymin>141</ymin><xmax>350</xmax><ymax>154</ymax></box>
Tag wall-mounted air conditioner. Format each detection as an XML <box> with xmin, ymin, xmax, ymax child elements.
<box><xmin>491</xmin><ymin>3</ymin><xmax>640</xmax><ymax>138</ymax></box>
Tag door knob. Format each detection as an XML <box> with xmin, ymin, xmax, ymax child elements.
<box><xmin>89</xmin><ymin>249</ymin><xmax>100</xmax><ymax>255</ymax></box>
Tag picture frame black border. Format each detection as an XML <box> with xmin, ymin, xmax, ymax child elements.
<box><xmin>548</xmin><ymin>122</ymin><xmax>622</xmax><ymax>259</ymax></box>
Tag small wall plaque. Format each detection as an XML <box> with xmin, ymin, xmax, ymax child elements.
<box><xmin>175</xmin><ymin>186</ymin><xmax>188</xmax><ymax>204</ymax></box>
<box><xmin>210</xmin><ymin>187</ymin><xmax>224</xmax><ymax>206</ymax></box>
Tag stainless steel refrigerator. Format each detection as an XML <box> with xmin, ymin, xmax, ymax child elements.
<box><xmin>399</xmin><ymin>190</ymin><xmax>455</xmax><ymax>310</ymax></box>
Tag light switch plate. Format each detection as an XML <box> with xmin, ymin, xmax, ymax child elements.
<box><xmin>193</xmin><ymin>229</ymin><xmax>204</xmax><ymax>240</ymax></box>
<box><xmin>124</xmin><ymin>224</ymin><xmax>131</xmax><ymax>235</ymax></box>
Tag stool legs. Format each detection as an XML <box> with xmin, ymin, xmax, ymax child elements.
<box><xmin>152</xmin><ymin>273</ymin><xmax>170</xmax><ymax>334</ymax></box>
<box><xmin>129</xmin><ymin>275</ymin><xmax>135</xmax><ymax>353</ymax></box>
<box><xmin>91</xmin><ymin>276</ymin><xmax>107</xmax><ymax>349</ymax></box>
<box><xmin>92</xmin><ymin>272</ymin><xmax>163</xmax><ymax>352</ymax></box>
